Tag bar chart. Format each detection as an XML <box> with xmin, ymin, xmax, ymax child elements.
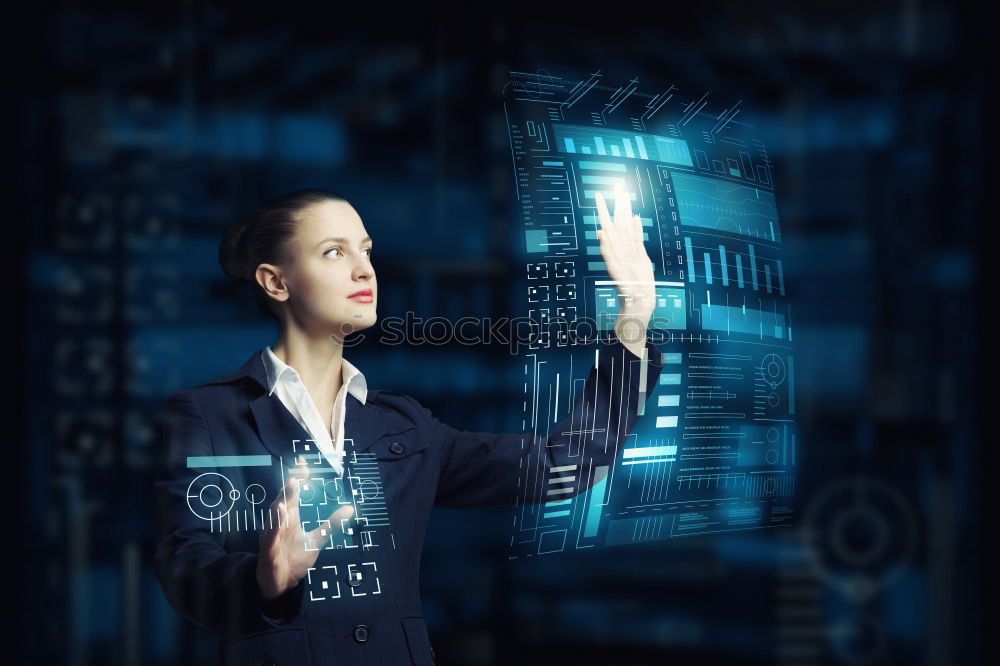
<box><xmin>552</xmin><ymin>123</ymin><xmax>694</xmax><ymax>167</ymax></box>
<box><xmin>683</xmin><ymin>237</ymin><xmax>786</xmax><ymax>296</ymax></box>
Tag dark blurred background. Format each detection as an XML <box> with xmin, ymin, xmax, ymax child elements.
<box><xmin>15</xmin><ymin>2</ymin><xmax>986</xmax><ymax>665</ymax></box>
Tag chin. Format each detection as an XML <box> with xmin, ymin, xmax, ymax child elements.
<box><xmin>332</xmin><ymin>313</ymin><xmax>377</xmax><ymax>336</ymax></box>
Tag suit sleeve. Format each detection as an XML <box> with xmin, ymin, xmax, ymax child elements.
<box><xmin>152</xmin><ymin>389</ymin><xmax>305</xmax><ymax>640</ymax></box>
<box><xmin>409</xmin><ymin>337</ymin><xmax>663</xmax><ymax>509</ymax></box>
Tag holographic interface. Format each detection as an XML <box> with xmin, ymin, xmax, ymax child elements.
<box><xmin>503</xmin><ymin>70</ymin><xmax>797</xmax><ymax>557</ymax></box>
<box><xmin>184</xmin><ymin>438</ymin><xmax>391</xmax><ymax>601</ymax></box>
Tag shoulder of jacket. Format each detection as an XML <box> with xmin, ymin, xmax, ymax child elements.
<box><xmin>163</xmin><ymin>376</ymin><xmax>252</xmax><ymax>411</ymax></box>
<box><xmin>367</xmin><ymin>389</ymin><xmax>431</xmax><ymax>417</ymax></box>
<box><xmin>194</xmin><ymin>370</ymin><xmax>255</xmax><ymax>389</ymax></box>
<box><xmin>187</xmin><ymin>350</ymin><xmax>265</xmax><ymax>389</ymax></box>
<box><xmin>367</xmin><ymin>387</ymin><xmax>415</xmax><ymax>406</ymax></box>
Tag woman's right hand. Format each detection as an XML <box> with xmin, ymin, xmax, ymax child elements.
<box><xmin>256</xmin><ymin>463</ymin><xmax>355</xmax><ymax>601</ymax></box>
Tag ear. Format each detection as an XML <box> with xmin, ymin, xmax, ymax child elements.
<box><xmin>256</xmin><ymin>263</ymin><xmax>289</xmax><ymax>304</ymax></box>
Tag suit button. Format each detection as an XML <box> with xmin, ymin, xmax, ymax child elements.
<box><xmin>389</xmin><ymin>442</ymin><xmax>405</xmax><ymax>454</ymax></box>
<box><xmin>353</xmin><ymin>624</ymin><xmax>370</xmax><ymax>643</ymax></box>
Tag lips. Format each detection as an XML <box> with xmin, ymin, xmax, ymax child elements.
<box><xmin>347</xmin><ymin>289</ymin><xmax>373</xmax><ymax>303</ymax></box>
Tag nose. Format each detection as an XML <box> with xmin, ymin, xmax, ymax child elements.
<box><xmin>352</xmin><ymin>255</ymin><xmax>374</xmax><ymax>282</ymax></box>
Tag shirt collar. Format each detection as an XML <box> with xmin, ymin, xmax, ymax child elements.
<box><xmin>262</xmin><ymin>346</ymin><xmax>368</xmax><ymax>405</ymax></box>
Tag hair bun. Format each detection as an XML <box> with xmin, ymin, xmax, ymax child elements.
<box><xmin>219</xmin><ymin>219</ymin><xmax>252</xmax><ymax>282</ymax></box>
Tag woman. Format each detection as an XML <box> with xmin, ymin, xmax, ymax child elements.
<box><xmin>154</xmin><ymin>186</ymin><xmax>664</xmax><ymax>666</ymax></box>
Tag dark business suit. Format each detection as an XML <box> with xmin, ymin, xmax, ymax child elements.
<box><xmin>154</xmin><ymin>337</ymin><xmax>663</xmax><ymax>666</ymax></box>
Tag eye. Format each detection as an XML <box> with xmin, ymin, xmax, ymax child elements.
<box><xmin>362</xmin><ymin>247</ymin><xmax>372</xmax><ymax>258</ymax></box>
<box><xmin>324</xmin><ymin>247</ymin><xmax>342</xmax><ymax>258</ymax></box>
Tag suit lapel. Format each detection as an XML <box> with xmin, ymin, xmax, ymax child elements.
<box><xmin>248</xmin><ymin>392</ymin><xmax>314</xmax><ymax>460</ymax></box>
<box><xmin>224</xmin><ymin>349</ymin><xmax>305</xmax><ymax>460</ymax></box>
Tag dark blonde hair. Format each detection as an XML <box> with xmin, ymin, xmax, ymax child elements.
<box><xmin>219</xmin><ymin>188</ymin><xmax>350</xmax><ymax>319</ymax></box>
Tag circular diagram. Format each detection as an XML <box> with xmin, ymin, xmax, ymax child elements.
<box><xmin>245</xmin><ymin>484</ymin><xmax>266</xmax><ymax>506</ymax></box>
<box><xmin>356</xmin><ymin>479</ymin><xmax>382</xmax><ymax>503</ymax></box>
<box><xmin>759</xmin><ymin>353</ymin><xmax>786</xmax><ymax>389</ymax></box>
<box><xmin>297</xmin><ymin>478</ymin><xmax>319</xmax><ymax>505</ymax></box>
<box><xmin>186</xmin><ymin>472</ymin><xmax>237</xmax><ymax>521</ymax></box>
<box><xmin>802</xmin><ymin>477</ymin><xmax>917</xmax><ymax>602</ymax></box>
<box><xmin>323</xmin><ymin>477</ymin><xmax>355</xmax><ymax>505</ymax></box>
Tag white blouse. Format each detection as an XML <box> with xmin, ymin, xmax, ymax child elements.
<box><xmin>261</xmin><ymin>345</ymin><xmax>368</xmax><ymax>475</ymax></box>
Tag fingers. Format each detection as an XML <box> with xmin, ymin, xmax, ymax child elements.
<box><xmin>596</xmin><ymin>185</ymin><xmax>635</xmax><ymax>231</ymax></box>
<box><xmin>279</xmin><ymin>476</ymin><xmax>299</xmax><ymax>507</ymax></box>
<box><xmin>261</xmin><ymin>462</ymin><xmax>309</xmax><ymax>533</ymax></box>
<box><xmin>595</xmin><ymin>189</ymin><xmax>622</xmax><ymax>247</ymax></box>
<box><xmin>597</xmin><ymin>186</ymin><xmax>653</xmax><ymax>282</ymax></box>
<box><xmin>280</xmin><ymin>464</ymin><xmax>308</xmax><ymax>506</ymax></box>
<box><xmin>594</xmin><ymin>190</ymin><xmax>612</xmax><ymax>232</ymax></box>
<box><xmin>613</xmin><ymin>183</ymin><xmax>633</xmax><ymax>223</ymax></box>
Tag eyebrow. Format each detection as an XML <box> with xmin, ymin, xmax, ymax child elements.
<box><xmin>315</xmin><ymin>236</ymin><xmax>373</xmax><ymax>248</ymax></box>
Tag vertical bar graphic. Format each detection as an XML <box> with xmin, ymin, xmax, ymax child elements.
<box><xmin>637</xmin><ymin>346</ymin><xmax>648</xmax><ymax>416</ymax></box>
<box><xmin>583</xmin><ymin>466</ymin><xmax>610</xmax><ymax>538</ymax></box>
<box><xmin>623</xmin><ymin>138</ymin><xmax>635</xmax><ymax>158</ymax></box>
<box><xmin>740</xmin><ymin>151</ymin><xmax>754</xmax><ymax>181</ymax></box>
<box><xmin>788</xmin><ymin>355</ymin><xmax>796</xmax><ymax>415</ymax></box>
<box><xmin>684</xmin><ymin>237</ymin><xmax>696</xmax><ymax>283</ymax></box>
<box><xmin>703</xmin><ymin>252</ymin><xmax>713</xmax><ymax>284</ymax></box>
<box><xmin>718</xmin><ymin>245</ymin><xmax>729</xmax><ymax>286</ymax></box>
<box><xmin>564</xmin><ymin>138</ymin><xmax>576</xmax><ymax>153</ymax></box>
<box><xmin>776</xmin><ymin>259</ymin><xmax>785</xmax><ymax>296</ymax></box>
<box><xmin>594</xmin><ymin>136</ymin><xmax>606</xmax><ymax>155</ymax></box>
<box><xmin>735</xmin><ymin>253</ymin><xmax>744</xmax><ymax>288</ymax></box>
<box><xmin>783</xmin><ymin>424</ymin><xmax>787</xmax><ymax>465</ymax></box>
<box><xmin>748</xmin><ymin>243</ymin><xmax>759</xmax><ymax>290</ymax></box>
<box><xmin>764</xmin><ymin>264</ymin><xmax>772</xmax><ymax>293</ymax></box>
<box><xmin>635</xmin><ymin>136</ymin><xmax>649</xmax><ymax>160</ymax></box>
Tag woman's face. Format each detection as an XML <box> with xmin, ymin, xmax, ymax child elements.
<box><xmin>279</xmin><ymin>199</ymin><xmax>377</xmax><ymax>339</ymax></box>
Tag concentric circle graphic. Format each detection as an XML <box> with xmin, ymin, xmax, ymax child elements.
<box><xmin>759</xmin><ymin>353</ymin><xmax>786</xmax><ymax>389</ymax></box>
<box><xmin>802</xmin><ymin>477</ymin><xmax>917</xmax><ymax>602</ymax></box>
<box><xmin>186</xmin><ymin>472</ymin><xmax>237</xmax><ymax>521</ymax></box>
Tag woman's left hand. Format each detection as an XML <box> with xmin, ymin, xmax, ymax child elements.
<box><xmin>594</xmin><ymin>184</ymin><xmax>656</xmax><ymax>358</ymax></box>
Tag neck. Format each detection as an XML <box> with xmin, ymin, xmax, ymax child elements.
<box><xmin>271</xmin><ymin>326</ymin><xmax>345</xmax><ymax>408</ymax></box>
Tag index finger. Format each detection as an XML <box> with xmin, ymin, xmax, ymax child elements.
<box><xmin>613</xmin><ymin>183</ymin><xmax>633</xmax><ymax>224</ymax></box>
<box><xmin>594</xmin><ymin>190</ymin><xmax>612</xmax><ymax>232</ymax></box>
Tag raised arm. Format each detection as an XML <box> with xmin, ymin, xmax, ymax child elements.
<box><xmin>414</xmin><ymin>336</ymin><xmax>662</xmax><ymax>509</ymax></box>
<box><xmin>417</xmin><ymin>182</ymin><xmax>661</xmax><ymax>508</ymax></box>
